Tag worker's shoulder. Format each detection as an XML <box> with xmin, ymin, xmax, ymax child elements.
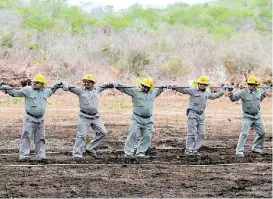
<box><xmin>239</xmin><ymin>88</ymin><xmax>249</xmax><ymax>95</ymax></box>
<box><xmin>21</xmin><ymin>86</ymin><xmax>33</xmax><ymax>93</ymax></box>
<box><xmin>190</xmin><ymin>87</ymin><xmax>199</xmax><ymax>93</ymax></box>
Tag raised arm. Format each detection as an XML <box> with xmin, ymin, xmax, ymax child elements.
<box><xmin>172</xmin><ymin>86</ymin><xmax>195</xmax><ymax>96</ymax></box>
<box><xmin>62</xmin><ymin>83</ymin><xmax>82</xmax><ymax>95</ymax></box>
<box><xmin>228</xmin><ymin>88</ymin><xmax>243</xmax><ymax>102</ymax></box>
<box><xmin>97</xmin><ymin>83</ymin><xmax>114</xmax><ymax>94</ymax></box>
<box><xmin>44</xmin><ymin>84</ymin><xmax>61</xmax><ymax>98</ymax></box>
<box><xmin>260</xmin><ymin>88</ymin><xmax>272</xmax><ymax>102</ymax></box>
<box><xmin>7</xmin><ymin>89</ymin><xmax>26</xmax><ymax>97</ymax></box>
<box><xmin>114</xmin><ymin>83</ymin><xmax>136</xmax><ymax>97</ymax></box>
<box><xmin>49</xmin><ymin>81</ymin><xmax>63</xmax><ymax>95</ymax></box>
<box><xmin>2</xmin><ymin>86</ymin><xmax>31</xmax><ymax>97</ymax></box>
<box><xmin>208</xmin><ymin>88</ymin><xmax>225</xmax><ymax>100</ymax></box>
<box><xmin>152</xmin><ymin>85</ymin><xmax>166</xmax><ymax>98</ymax></box>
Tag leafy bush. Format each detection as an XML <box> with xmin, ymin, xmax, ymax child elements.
<box><xmin>5</xmin><ymin>0</ymin><xmax>270</xmax><ymax>37</ymax></box>
<box><xmin>164</xmin><ymin>56</ymin><xmax>190</xmax><ymax>76</ymax></box>
<box><xmin>113</xmin><ymin>50</ymin><xmax>151</xmax><ymax>77</ymax></box>
<box><xmin>0</xmin><ymin>30</ymin><xmax>13</xmax><ymax>48</ymax></box>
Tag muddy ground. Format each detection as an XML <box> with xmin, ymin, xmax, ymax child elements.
<box><xmin>0</xmin><ymin>92</ymin><xmax>272</xmax><ymax>198</ymax></box>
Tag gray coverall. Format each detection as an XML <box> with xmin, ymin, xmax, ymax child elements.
<box><xmin>7</xmin><ymin>85</ymin><xmax>60</xmax><ymax>160</ymax></box>
<box><xmin>229</xmin><ymin>88</ymin><xmax>267</xmax><ymax>155</ymax></box>
<box><xmin>63</xmin><ymin>85</ymin><xmax>109</xmax><ymax>158</ymax></box>
<box><xmin>173</xmin><ymin>87</ymin><xmax>225</xmax><ymax>153</ymax></box>
<box><xmin>115</xmin><ymin>85</ymin><xmax>164</xmax><ymax>156</ymax></box>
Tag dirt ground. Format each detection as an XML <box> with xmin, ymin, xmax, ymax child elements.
<box><xmin>0</xmin><ymin>91</ymin><xmax>272</xmax><ymax>198</ymax></box>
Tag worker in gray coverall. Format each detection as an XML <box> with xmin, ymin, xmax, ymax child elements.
<box><xmin>228</xmin><ymin>76</ymin><xmax>270</xmax><ymax>157</ymax></box>
<box><xmin>62</xmin><ymin>74</ymin><xmax>113</xmax><ymax>161</ymax></box>
<box><xmin>113</xmin><ymin>78</ymin><xmax>166</xmax><ymax>157</ymax></box>
<box><xmin>170</xmin><ymin>75</ymin><xmax>226</xmax><ymax>156</ymax></box>
<box><xmin>0</xmin><ymin>74</ymin><xmax>62</xmax><ymax>162</ymax></box>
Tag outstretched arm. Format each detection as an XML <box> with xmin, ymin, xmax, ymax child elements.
<box><xmin>208</xmin><ymin>88</ymin><xmax>225</xmax><ymax>100</ymax></box>
<box><xmin>172</xmin><ymin>86</ymin><xmax>194</xmax><ymax>96</ymax></box>
<box><xmin>1</xmin><ymin>85</ymin><xmax>29</xmax><ymax>97</ymax></box>
<box><xmin>62</xmin><ymin>83</ymin><xmax>82</xmax><ymax>95</ymax></box>
<box><xmin>43</xmin><ymin>82</ymin><xmax>63</xmax><ymax>98</ymax></box>
<box><xmin>153</xmin><ymin>85</ymin><xmax>167</xmax><ymax>98</ymax></box>
<box><xmin>7</xmin><ymin>89</ymin><xmax>26</xmax><ymax>97</ymax></box>
<box><xmin>114</xmin><ymin>83</ymin><xmax>135</xmax><ymax>97</ymax></box>
<box><xmin>50</xmin><ymin>81</ymin><xmax>63</xmax><ymax>94</ymax></box>
<box><xmin>260</xmin><ymin>88</ymin><xmax>272</xmax><ymax>102</ymax></box>
<box><xmin>228</xmin><ymin>89</ymin><xmax>242</xmax><ymax>102</ymax></box>
<box><xmin>97</xmin><ymin>83</ymin><xmax>114</xmax><ymax>94</ymax></box>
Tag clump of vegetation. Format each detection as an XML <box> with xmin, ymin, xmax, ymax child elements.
<box><xmin>164</xmin><ymin>56</ymin><xmax>190</xmax><ymax>77</ymax></box>
<box><xmin>0</xmin><ymin>0</ymin><xmax>271</xmax><ymax>84</ymax></box>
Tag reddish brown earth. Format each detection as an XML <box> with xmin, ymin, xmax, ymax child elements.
<box><xmin>0</xmin><ymin>92</ymin><xmax>272</xmax><ymax>198</ymax></box>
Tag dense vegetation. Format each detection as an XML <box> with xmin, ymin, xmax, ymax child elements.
<box><xmin>0</xmin><ymin>0</ymin><xmax>271</xmax><ymax>85</ymax></box>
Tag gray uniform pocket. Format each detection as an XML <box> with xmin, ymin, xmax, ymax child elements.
<box><xmin>136</xmin><ymin>96</ymin><xmax>144</xmax><ymax>107</ymax></box>
<box><xmin>244</xmin><ymin>98</ymin><xmax>252</xmax><ymax>109</ymax></box>
<box><xmin>29</xmin><ymin>96</ymin><xmax>37</xmax><ymax>107</ymax></box>
<box><xmin>82</xmin><ymin>96</ymin><xmax>90</xmax><ymax>105</ymax></box>
<box><xmin>193</xmin><ymin>94</ymin><xmax>201</xmax><ymax>105</ymax></box>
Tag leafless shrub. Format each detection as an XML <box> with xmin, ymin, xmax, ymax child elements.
<box><xmin>0</xmin><ymin>9</ymin><xmax>271</xmax><ymax>87</ymax></box>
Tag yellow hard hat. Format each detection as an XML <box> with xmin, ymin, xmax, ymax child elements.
<box><xmin>32</xmin><ymin>74</ymin><xmax>47</xmax><ymax>88</ymax></box>
<box><xmin>197</xmin><ymin>75</ymin><xmax>209</xmax><ymax>85</ymax></box>
<box><xmin>247</xmin><ymin>76</ymin><xmax>260</xmax><ymax>85</ymax></box>
<box><xmin>82</xmin><ymin>74</ymin><xmax>95</xmax><ymax>82</ymax></box>
<box><xmin>141</xmin><ymin>78</ymin><xmax>154</xmax><ymax>88</ymax></box>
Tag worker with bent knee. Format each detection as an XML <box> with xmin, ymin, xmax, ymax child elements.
<box><xmin>0</xmin><ymin>74</ymin><xmax>62</xmax><ymax>162</ymax></box>
<box><xmin>170</xmin><ymin>75</ymin><xmax>226</xmax><ymax>156</ymax></box>
<box><xmin>113</xmin><ymin>78</ymin><xmax>166</xmax><ymax>157</ymax></box>
<box><xmin>62</xmin><ymin>74</ymin><xmax>113</xmax><ymax>161</ymax></box>
<box><xmin>228</xmin><ymin>76</ymin><xmax>270</xmax><ymax>157</ymax></box>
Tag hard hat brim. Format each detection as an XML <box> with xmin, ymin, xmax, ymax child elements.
<box><xmin>141</xmin><ymin>83</ymin><xmax>152</xmax><ymax>88</ymax></box>
<box><xmin>197</xmin><ymin>82</ymin><xmax>209</xmax><ymax>85</ymax></box>
<box><xmin>82</xmin><ymin>79</ymin><xmax>95</xmax><ymax>83</ymax></box>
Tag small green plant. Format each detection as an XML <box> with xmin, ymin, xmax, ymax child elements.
<box><xmin>103</xmin><ymin>102</ymin><xmax>131</xmax><ymax>109</ymax></box>
<box><xmin>1</xmin><ymin>30</ymin><xmax>13</xmax><ymax>48</ymax></box>
<box><xmin>0</xmin><ymin>99</ymin><xmax>8</xmax><ymax>104</ymax></box>
<box><xmin>11</xmin><ymin>97</ymin><xmax>24</xmax><ymax>104</ymax></box>
<box><xmin>47</xmin><ymin>100</ymin><xmax>55</xmax><ymax>105</ymax></box>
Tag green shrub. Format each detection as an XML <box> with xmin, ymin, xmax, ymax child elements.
<box><xmin>1</xmin><ymin>30</ymin><xmax>13</xmax><ymax>48</ymax></box>
<box><xmin>164</xmin><ymin>56</ymin><xmax>190</xmax><ymax>76</ymax></box>
<box><xmin>113</xmin><ymin>50</ymin><xmax>151</xmax><ymax>77</ymax></box>
<box><xmin>11</xmin><ymin>97</ymin><xmax>24</xmax><ymax>104</ymax></box>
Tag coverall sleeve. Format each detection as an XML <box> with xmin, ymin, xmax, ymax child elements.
<box><xmin>44</xmin><ymin>88</ymin><xmax>53</xmax><ymax>98</ymax></box>
<box><xmin>115</xmin><ymin>84</ymin><xmax>136</xmax><ymax>97</ymax></box>
<box><xmin>7</xmin><ymin>87</ymin><xmax>29</xmax><ymax>97</ymax></box>
<box><xmin>208</xmin><ymin>88</ymin><xmax>225</xmax><ymax>100</ymax></box>
<box><xmin>260</xmin><ymin>91</ymin><xmax>266</xmax><ymax>102</ymax></box>
<box><xmin>153</xmin><ymin>87</ymin><xmax>165</xmax><ymax>98</ymax></box>
<box><xmin>97</xmin><ymin>84</ymin><xmax>110</xmax><ymax>94</ymax></box>
<box><xmin>48</xmin><ymin>82</ymin><xmax>62</xmax><ymax>95</ymax></box>
<box><xmin>260</xmin><ymin>88</ymin><xmax>272</xmax><ymax>102</ymax></box>
<box><xmin>173</xmin><ymin>87</ymin><xmax>194</xmax><ymax>96</ymax></box>
<box><xmin>229</xmin><ymin>90</ymin><xmax>243</xmax><ymax>102</ymax></box>
<box><xmin>62</xmin><ymin>83</ymin><xmax>82</xmax><ymax>95</ymax></box>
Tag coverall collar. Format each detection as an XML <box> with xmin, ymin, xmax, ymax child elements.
<box><xmin>84</xmin><ymin>87</ymin><xmax>93</xmax><ymax>91</ymax></box>
<box><xmin>247</xmin><ymin>88</ymin><xmax>256</xmax><ymax>94</ymax></box>
<box><xmin>197</xmin><ymin>88</ymin><xmax>206</xmax><ymax>92</ymax></box>
<box><xmin>139</xmin><ymin>87</ymin><xmax>149</xmax><ymax>94</ymax></box>
<box><xmin>32</xmin><ymin>86</ymin><xmax>44</xmax><ymax>91</ymax></box>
